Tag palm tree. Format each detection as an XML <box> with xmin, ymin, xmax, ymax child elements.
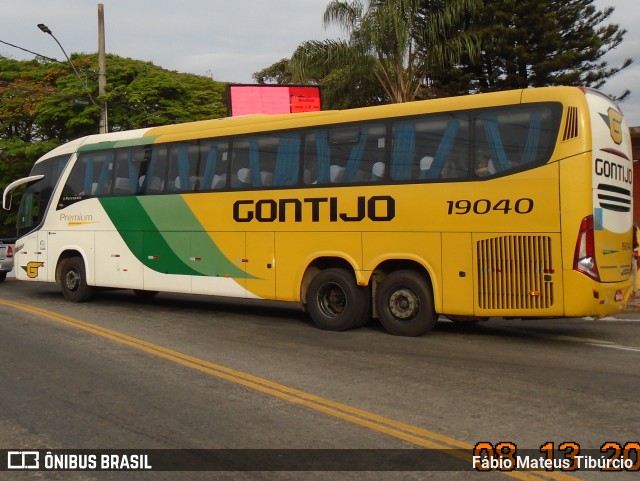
<box><xmin>291</xmin><ymin>0</ymin><xmax>482</xmax><ymax>104</ymax></box>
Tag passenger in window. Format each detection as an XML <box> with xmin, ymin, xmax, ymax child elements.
<box><xmin>419</xmin><ymin>156</ymin><xmax>434</xmax><ymax>178</ymax></box>
<box><xmin>371</xmin><ymin>161</ymin><xmax>385</xmax><ymax>181</ymax></box>
<box><xmin>476</xmin><ymin>158</ymin><xmax>496</xmax><ymax>177</ymax></box>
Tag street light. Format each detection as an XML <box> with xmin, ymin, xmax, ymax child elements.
<box><xmin>37</xmin><ymin>23</ymin><xmax>97</xmax><ymax>107</ymax></box>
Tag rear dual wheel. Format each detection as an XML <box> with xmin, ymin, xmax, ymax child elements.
<box><xmin>375</xmin><ymin>270</ymin><xmax>437</xmax><ymax>336</ymax></box>
<box><xmin>306</xmin><ymin>268</ymin><xmax>370</xmax><ymax>331</ymax></box>
<box><xmin>306</xmin><ymin>268</ymin><xmax>436</xmax><ymax>336</ymax></box>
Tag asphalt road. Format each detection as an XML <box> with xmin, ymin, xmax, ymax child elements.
<box><xmin>0</xmin><ymin>277</ymin><xmax>639</xmax><ymax>481</ymax></box>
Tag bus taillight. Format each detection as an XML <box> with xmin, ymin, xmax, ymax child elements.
<box><xmin>573</xmin><ymin>215</ymin><xmax>600</xmax><ymax>281</ymax></box>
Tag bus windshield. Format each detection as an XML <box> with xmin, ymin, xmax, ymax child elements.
<box><xmin>16</xmin><ymin>154</ymin><xmax>70</xmax><ymax>237</ymax></box>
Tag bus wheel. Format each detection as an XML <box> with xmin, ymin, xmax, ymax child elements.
<box><xmin>376</xmin><ymin>270</ymin><xmax>436</xmax><ymax>336</ymax></box>
<box><xmin>60</xmin><ymin>257</ymin><xmax>93</xmax><ymax>302</ymax></box>
<box><xmin>307</xmin><ymin>268</ymin><xmax>370</xmax><ymax>331</ymax></box>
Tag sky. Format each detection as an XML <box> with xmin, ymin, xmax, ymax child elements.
<box><xmin>1</xmin><ymin>0</ymin><xmax>639</xmax><ymax>125</ymax></box>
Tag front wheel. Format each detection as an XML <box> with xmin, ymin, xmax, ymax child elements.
<box><xmin>376</xmin><ymin>270</ymin><xmax>437</xmax><ymax>336</ymax></box>
<box><xmin>306</xmin><ymin>268</ymin><xmax>370</xmax><ymax>331</ymax></box>
<box><xmin>59</xmin><ymin>257</ymin><xmax>93</xmax><ymax>302</ymax></box>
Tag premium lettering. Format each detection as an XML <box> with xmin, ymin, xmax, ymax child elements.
<box><xmin>59</xmin><ymin>213</ymin><xmax>94</xmax><ymax>222</ymax></box>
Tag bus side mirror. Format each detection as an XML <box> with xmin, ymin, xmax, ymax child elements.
<box><xmin>3</xmin><ymin>175</ymin><xmax>45</xmax><ymax>211</ymax></box>
<box><xmin>2</xmin><ymin>190</ymin><xmax>12</xmax><ymax>211</ymax></box>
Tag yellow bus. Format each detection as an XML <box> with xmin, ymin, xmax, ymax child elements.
<box><xmin>3</xmin><ymin>86</ymin><xmax>634</xmax><ymax>336</ymax></box>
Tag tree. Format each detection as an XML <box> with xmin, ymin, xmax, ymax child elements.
<box><xmin>104</xmin><ymin>55</ymin><xmax>228</xmax><ymax>130</ymax></box>
<box><xmin>288</xmin><ymin>0</ymin><xmax>481</xmax><ymax>106</ymax></box>
<box><xmin>0</xmin><ymin>54</ymin><xmax>228</xmax><ymax>237</ymax></box>
<box><xmin>253</xmin><ymin>59</ymin><xmax>293</xmax><ymax>85</ymax></box>
<box><xmin>0</xmin><ymin>58</ymin><xmax>55</xmax><ymax>142</ymax></box>
<box><xmin>435</xmin><ymin>0</ymin><xmax>632</xmax><ymax>100</ymax></box>
<box><xmin>291</xmin><ymin>39</ymin><xmax>388</xmax><ymax>109</ymax></box>
<box><xmin>1</xmin><ymin>54</ymin><xmax>228</xmax><ymax>142</ymax></box>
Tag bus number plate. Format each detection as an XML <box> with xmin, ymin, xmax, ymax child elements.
<box><xmin>447</xmin><ymin>198</ymin><xmax>534</xmax><ymax>215</ymax></box>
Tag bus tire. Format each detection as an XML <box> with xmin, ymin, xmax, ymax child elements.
<box><xmin>376</xmin><ymin>270</ymin><xmax>436</xmax><ymax>336</ymax></box>
<box><xmin>0</xmin><ymin>272</ymin><xmax>6</xmax><ymax>282</ymax></box>
<box><xmin>306</xmin><ymin>268</ymin><xmax>370</xmax><ymax>331</ymax></box>
<box><xmin>60</xmin><ymin>257</ymin><xmax>93</xmax><ymax>302</ymax></box>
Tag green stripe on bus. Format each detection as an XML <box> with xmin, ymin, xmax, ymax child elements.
<box><xmin>99</xmin><ymin>197</ymin><xmax>198</xmax><ymax>275</ymax></box>
<box><xmin>99</xmin><ymin>196</ymin><xmax>250</xmax><ymax>279</ymax></box>
<box><xmin>78</xmin><ymin>136</ymin><xmax>159</xmax><ymax>153</ymax></box>
<box><xmin>137</xmin><ymin>195</ymin><xmax>250</xmax><ymax>278</ymax></box>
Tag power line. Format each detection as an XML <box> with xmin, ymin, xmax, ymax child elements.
<box><xmin>0</xmin><ymin>38</ymin><xmax>59</xmax><ymax>63</ymax></box>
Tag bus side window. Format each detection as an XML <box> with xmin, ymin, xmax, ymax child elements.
<box><xmin>231</xmin><ymin>138</ymin><xmax>273</xmax><ymax>189</ymax></box>
<box><xmin>114</xmin><ymin>148</ymin><xmax>140</xmax><ymax>194</ymax></box>
<box><xmin>61</xmin><ymin>151</ymin><xmax>113</xmax><ymax>203</ymax></box>
<box><xmin>169</xmin><ymin>143</ymin><xmax>200</xmax><ymax>192</ymax></box>
<box><xmin>329</xmin><ymin>126</ymin><xmax>363</xmax><ymax>183</ymax></box>
<box><xmin>354</xmin><ymin>124</ymin><xmax>385</xmax><ymax>183</ymax></box>
<box><xmin>438</xmin><ymin>119</ymin><xmax>469</xmax><ymax>179</ymax></box>
<box><xmin>200</xmin><ymin>141</ymin><xmax>229</xmax><ymax>190</ymax></box>
<box><xmin>91</xmin><ymin>152</ymin><xmax>114</xmax><ymax>195</ymax></box>
<box><xmin>474</xmin><ymin>105</ymin><xmax>559</xmax><ymax>178</ymax></box>
<box><xmin>273</xmin><ymin>133</ymin><xmax>301</xmax><ymax>186</ymax></box>
<box><xmin>391</xmin><ymin>121</ymin><xmax>416</xmax><ymax>180</ymax></box>
<box><xmin>392</xmin><ymin>115</ymin><xmax>469</xmax><ymax>181</ymax></box>
<box><xmin>139</xmin><ymin>146</ymin><xmax>167</xmax><ymax>194</ymax></box>
<box><xmin>419</xmin><ymin>117</ymin><xmax>469</xmax><ymax>180</ymax></box>
<box><xmin>303</xmin><ymin>130</ymin><xmax>327</xmax><ymax>184</ymax></box>
<box><xmin>305</xmin><ymin>124</ymin><xmax>385</xmax><ymax>185</ymax></box>
<box><xmin>61</xmin><ymin>157</ymin><xmax>87</xmax><ymax>202</ymax></box>
<box><xmin>477</xmin><ymin>116</ymin><xmax>509</xmax><ymax>174</ymax></box>
<box><xmin>231</xmin><ymin>134</ymin><xmax>300</xmax><ymax>189</ymax></box>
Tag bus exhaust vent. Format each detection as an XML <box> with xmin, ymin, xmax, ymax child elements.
<box><xmin>477</xmin><ymin>235</ymin><xmax>554</xmax><ymax>310</ymax></box>
<box><xmin>562</xmin><ymin>106</ymin><xmax>579</xmax><ymax>141</ymax></box>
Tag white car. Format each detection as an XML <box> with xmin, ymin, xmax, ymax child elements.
<box><xmin>0</xmin><ymin>240</ymin><xmax>14</xmax><ymax>282</ymax></box>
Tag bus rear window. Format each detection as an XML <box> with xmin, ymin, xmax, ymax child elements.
<box><xmin>473</xmin><ymin>104</ymin><xmax>562</xmax><ymax>178</ymax></box>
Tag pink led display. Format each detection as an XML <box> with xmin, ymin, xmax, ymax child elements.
<box><xmin>228</xmin><ymin>85</ymin><xmax>321</xmax><ymax>116</ymax></box>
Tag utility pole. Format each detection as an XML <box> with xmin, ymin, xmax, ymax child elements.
<box><xmin>98</xmin><ymin>3</ymin><xmax>108</xmax><ymax>133</ymax></box>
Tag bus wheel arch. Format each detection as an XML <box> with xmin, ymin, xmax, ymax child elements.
<box><xmin>56</xmin><ymin>251</ymin><xmax>93</xmax><ymax>302</ymax></box>
<box><xmin>373</xmin><ymin>261</ymin><xmax>437</xmax><ymax>336</ymax></box>
<box><xmin>302</xmin><ymin>258</ymin><xmax>371</xmax><ymax>331</ymax></box>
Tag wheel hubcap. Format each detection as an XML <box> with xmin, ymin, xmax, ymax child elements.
<box><xmin>65</xmin><ymin>269</ymin><xmax>80</xmax><ymax>292</ymax></box>
<box><xmin>388</xmin><ymin>287</ymin><xmax>419</xmax><ymax>321</ymax></box>
<box><xmin>317</xmin><ymin>282</ymin><xmax>346</xmax><ymax>318</ymax></box>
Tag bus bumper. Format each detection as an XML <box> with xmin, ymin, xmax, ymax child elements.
<box><xmin>563</xmin><ymin>270</ymin><xmax>632</xmax><ymax>318</ymax></box>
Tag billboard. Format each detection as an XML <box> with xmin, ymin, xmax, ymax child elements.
<box><xmin>228</xmin><ymin>84</ymin><xmax>321</xmax><ymax>117</ymax></box>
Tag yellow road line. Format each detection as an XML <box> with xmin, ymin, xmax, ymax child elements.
<box><xmin>0</xmin><ymin>299</ymin><xmax>582</xmax><ymax>480</ymax></box>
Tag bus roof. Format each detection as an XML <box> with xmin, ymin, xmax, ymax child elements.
<box><xmin>38</xmin><ymin>86</ymin><xmax>601</xmax><ymax>159</ymax></box>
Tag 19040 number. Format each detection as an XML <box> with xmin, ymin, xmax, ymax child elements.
<box><xmin>446</xmin><ymin>198</ymin><xmax>534</xmax><ymax>215</ymax></box>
